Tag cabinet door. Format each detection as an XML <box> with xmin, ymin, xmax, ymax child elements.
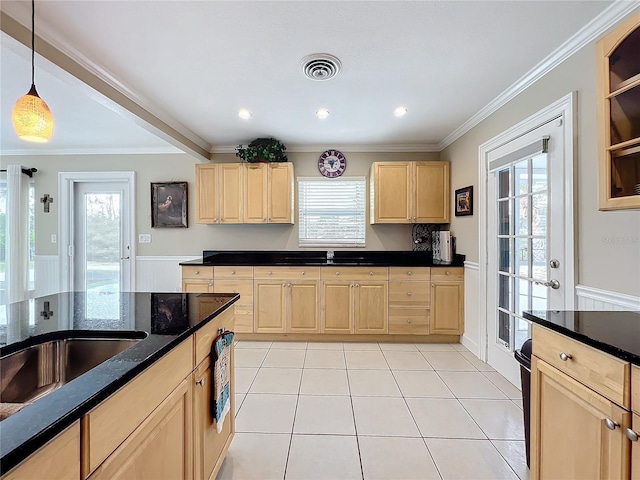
<box><xmin>322</xmin><ymin>281</ymin><xmax>353</xmax><ymax>334</ymax></box>
<box><xmin>219</xmin><ymin>163</ymin><xmax>243</xmax><ymax>223</ymax></box>
<box><xmin>4</xmin><ymin>422</ymin><xmax>80</xmax><ymax>480</ymax></box>
<box><xmin>254</xmin><ymin>281</ymin><xmax>286</xmax><ymax>332</ymax></box>
<box><xmin>182</xmin><ymin>279</ymin><xmax>213</xmax><ymax>293</ymax></box>
<box><xmin>195</xmin><ymin>164</ymin><xmax>219</xmax><ymax>224</ymax></box>
<box><xmin>243</xmin><ymin>163</ymin><xmax>268</xmax><ymax>223</ymax></box>
<box><xmin>89</xmin><ymin>378</ymin><xmax>192</xmax><ymax>480</ymax></box>
<box><xmin>193</xmin><ymin>358</ymin><xmax>234</xmax><ymax>480</ymax></box>
<box><xmin>268</xmin><ymin>163</ymin><xmax>293</xmax><ymax>223</ymax></box>
<box><xmin>531</xmin><ymin>357</ymin><xmax>630</xmax><ymax>480</ymax></box>
<box><xmin>372</xmin><ymin>162</ymin><xmax>412</xmax><ymax>223</ymax></box>
<box><xmin>354</xmin><ymin>282</ymin><xmax>388</xmax><ymax>334</ymax></box>
<box><xmin>429</xmin><ymin>281</ymin><xmax>463</xmax><ymax>335</ymax></box>
<box><xmin>288</xmin><ymin>281</ymin><xmax>320</xmax><ymax>333</ymax></box>
<box><xmin>415</xmin><ymin>161</ymin><xmax>450</xmax><ymax>223</ymax></box>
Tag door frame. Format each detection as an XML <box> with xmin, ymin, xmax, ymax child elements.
<box><xmin>59</xmin><ymin>171</ymin><xmax>136</xmax><ymax>292</ymax></box>
<box><xmin>477</xmin><ymin>92</ymin><xmax>576</xmax><ymax>363</ymax></box>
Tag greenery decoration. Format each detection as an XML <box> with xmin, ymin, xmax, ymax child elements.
<box><xmin>235</xmin><ymin>137</ymin><xmax>288</xmax><ymax>163</ymax></box>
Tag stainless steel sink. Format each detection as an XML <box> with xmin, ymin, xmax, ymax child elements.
<box><xmin>1</xmin><ymin>334</ymin><xmax>146</xmax><ymax>408</ymax></box>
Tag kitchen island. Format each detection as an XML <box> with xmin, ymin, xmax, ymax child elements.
<box><xmin>0</xmin><ymin>291</ymin><xmax>238</xmax><ymax>479</ymax></box>
<box><xmin>523</xmin><ymin>310</ymin><xmax>640</xmax><ymax>479</ymax></box>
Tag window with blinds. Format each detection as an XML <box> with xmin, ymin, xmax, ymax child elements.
<box><xmin>298</xmin><ymin>177</ymin><xmax>366</xmax><ymax>247</ymax></box>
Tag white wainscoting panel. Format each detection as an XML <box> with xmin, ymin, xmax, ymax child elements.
<box><xmin>576</xmin><ymin>285</ymin><xmax>640</xmax><ymax>311</ymax></box>
<box><xmin>34</xmin><ymin>255</ymin><xmax>60</xmax><ymax>297</ymax></box>
<box><xmin>462</xmin><ymin>261</ymin><xmax>480</xmax><ymax>356</ymax></box>
<box><xmin>136</xmin><ymin>256</ymin><xmax>198</xmax><ymax>292</ymax></box>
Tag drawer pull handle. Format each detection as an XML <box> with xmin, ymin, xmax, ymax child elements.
<box><xmin>559</xmin><ymin>352</ymin><xmax>572</xmax><ymax>361</ymax></box>
<box><xmin>604</xmin><ymin>418</ymin><xmax>619</xmax><ymax>430</ymax></box>
<box><xmin>302</xmin><ymin>271</ymin><xmax>305</xmax><ymax>275</ymax></box>
<box><xmin>336</xmin><ymin>272</ymin><xmax>340</xmax><ymax>276</ymax></box>
<box><xmin>369</xmin><ymin>272</ymin><xmax>374</xmax><ymax>276</ymax></box>
<box><xmin>626</xmin><ymin>428</ymin><xmax>639</xmax><ymax>442</ymax></box>
<box><xmin>268</xmin><ymin>271</ymin><xmax>273</xmax><ymax>275</ymax></box>
<box><xmin>407</xmin><ymin>292</ymin><xmax>412</xmax><ymax>296</ymax></box>
<box><xmin>195</xmin><ymin>271</ymin><xmax>200</xmax><ymax>275</ymax></box>
<box><xmin>407</xmin><ymin>271</ymin><xmax>412</xmax><ymax>276</ymax></box>
<box><xmin>446</xmin><ymin>271</ymin><xmax>451</xmax><ymax>275</ymax></box>
<box><xmin>196</xmin><ymin>378</ymin><xmax>206</xmax><ymax>387</ymax></box>
<box><xmin>355</xmin><ymin>284</ymin><xmax>360</xmax><ymax>288</ymax></box>
<box><xmin>231</xmin><ymin>271</ymin><xmax>236</xmax><ymax>275</ymax></box>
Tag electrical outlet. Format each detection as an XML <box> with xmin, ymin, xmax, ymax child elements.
<box><xmin>138</xmin><ymin>234</ymin><xmax>151</xmax><ymax>244</ymax></box>
<box><xmin>50</xmin><ymin>234</ymin><xmax>57</xmax><ymax>244</ymax></box>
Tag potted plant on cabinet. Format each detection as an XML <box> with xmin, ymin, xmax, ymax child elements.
<box><xmin>235</xmin><ymin>137</ymin><xmax>288</xmax><ymax>163</ymax></box>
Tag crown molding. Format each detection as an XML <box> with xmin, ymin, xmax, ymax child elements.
<box><xmin>210</xmin><ymin>143</ymin><xmax>441</xmax><ymax>154</ymax></box>
<box><xmin>438</xmin><ymin>0</ymin><xmax>640</xmax><ymax>151</ymax></box>
<box><xmin>1</xmin><ymin>146</ymin><xmax>182</xmax><ymax>156</ymax></box>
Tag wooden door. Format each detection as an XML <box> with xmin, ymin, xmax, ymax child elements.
<box><xmin>631</xmin><ymin>413</ymin><xmax>640</xmax><ymax>480</ymax></box>
<box><xmin>322</xmin><ymin>281</ymin><xmax>353</xmax><ymax>334</ymax></box>
<box><xmin>182</xmin><ymin>279</ymin><xmax>213</xmax><ymax>293</ymax></box>
<box><xmin>219</xmin><ymin>163</ymin><xmax>243</xmax><ymax>223</ymax></box>
<box><xmin>89</xmin><ymin>378</ymin><xmax>192</xmax><ymax>480</ymax></box>
<box><xmin>429</xmin><ymin>282</ymin><xmax>463</xmax><ymax>335</ymax></box>
<box><xmin>372</xmin><ymin>162</ymin><xmax>412</xmax><ymax>223</ymax></box>
<box><xmin>415</xmin><ymin>161</ymin><xmax>450</xmax><ymax>223</ymax></box>
<box><xmin>268</xmin><ymin>163</ymin><xmax>293</xmax><ymax>223</ymax></box>
<box><xmin>193</xmin><ymin>358</ymin><xmax>234</xmax><ymax>480</ymax></box>
<box><xmin>354</xmin><ymin>282</ymin><xmax>388</xmax><ymax>334</ymax></box>
<box><xmin>195</xmin><ymin>164</ymin><xmax>218</xmax><ymax>224</ymax></box>
<box><xmin>4</xmin><ymin>422</ymin><xmax>80</xmax><ymax>480</ymax></box>
<box><xmin>531</xmin><ymin>357</ymin><xmax>630</xmax><ymax>480</ymax></box>
<box><xmin>288</xmin><ymin>281</ymin><xmax>320</xmax><ymax>333</ymax></box>
<box><xmin>243</xmin><ymin>163</ymin><xmax>268</xmax><ymax>223</ymax></box>
<box><xmin>254</xmin><ymin>281</ymin><xmax>286</xmax><ymax>332</ymax></box>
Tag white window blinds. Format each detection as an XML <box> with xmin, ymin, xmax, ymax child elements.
<box><xmin>298</xmin><ymin>177</ymin><xmax>366</xmax><ymax>247</ymax></box>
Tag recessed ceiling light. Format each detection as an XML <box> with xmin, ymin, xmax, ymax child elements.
<box><xmin>394</xmin><ymin>106</ymin><xmax>408</xmax><ymax>117</ymax></box>
<box><xmin>316</xmin><ymin>109</ymin><xmax>330</xmax><ymax>119</ymax></box>
<box><xmin>238</xmin><ymin>109</ymin><xmax>251</xmax><ymax>119</ymax></box>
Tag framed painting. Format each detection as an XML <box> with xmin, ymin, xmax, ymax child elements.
<box><xmin>151</xmin><ymin>181</ymin><xmax>188</xmax><ymax>227</ymax></box>
<box><xmin>455</xmin><ymin>186</ymin><xmax>473</xmax><ymax>216</ymax></box>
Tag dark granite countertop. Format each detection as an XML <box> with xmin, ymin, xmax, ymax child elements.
<box><xmin>0</xmin><ymin>291</ymin><xmax>238</xmax><ymax>474</ymax></box>
<box><xmin>180</xmin><ymin>250</ymin><xmax>466</xmax><ymax>267</ymax></box>
<box><xmin>523</xmin><ymin>310</ymin><xmax>640</xmax><ymax>366</ymax></box>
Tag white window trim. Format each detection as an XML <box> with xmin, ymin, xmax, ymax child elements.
<box><xmin>298</xmin><ymin>176</ymin><xmax>366</xmax><ymax>248</ymax></box>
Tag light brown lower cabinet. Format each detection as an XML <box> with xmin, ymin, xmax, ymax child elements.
<box><xmin>429</xmin><ymin>281</ymin><xmax>463</xmax><ymax>335</ymax></box>
<box><xmin>531</xmin><ymin>356</ymin><xmax>631</xmax><ymax>480</ymax></box>
<box><xmin>1</xmin><ymin>422</ymin><xmax>80</xmax><ymax>480</ymax></box>
<box><xmin>88</xmin><ymin>378</ymin><xmax>192</xmax><ymax>480</ymax></box>
<box><xmin>254</xmin><ymin>280</ymin><xmax>320</xmax><ymax>333</ymax></box>
<box><xmin>354</xmin><ymin>282</ymin><xmax>388</xmax><ymax>334</ymax></box>
<box><xmin>321</xmin><ymin>281</ymin><xmax>354</xmax><ymax>334</ymax></box>
<box><xmin>631</xmin><ymin>413</ymin><xmax>640</xmax><ymax>480</ymax></box>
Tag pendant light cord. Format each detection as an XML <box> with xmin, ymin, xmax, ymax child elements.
<box><xmin>31</xmin><ymin>0</ymin><xmax>35</xmax><ymax>86</ymax></box>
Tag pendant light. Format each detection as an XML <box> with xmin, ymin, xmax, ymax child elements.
<box><xmin>12</xmin><ymin>0</ymin><xmax>54</xmax><ymax>143</ymax></box>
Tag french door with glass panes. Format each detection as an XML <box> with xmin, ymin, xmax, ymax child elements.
<box><xmin>486</xmin><ymin>118</ymin><xmax>569</xmax><ymax>384</ymax></box>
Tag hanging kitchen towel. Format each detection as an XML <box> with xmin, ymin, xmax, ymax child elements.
<box><xmin>211</xmin><ymin>330</ymin><xmax>234</xmax><ymax>433</ymax></box>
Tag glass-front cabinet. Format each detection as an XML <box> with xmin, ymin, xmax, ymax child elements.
<box><xmin>597</xmin><ymin>13</ymin><xmax>640</xmax><ymax>210</ymax></box>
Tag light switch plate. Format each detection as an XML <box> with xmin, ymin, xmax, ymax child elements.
<box><xmin>138</xmin><ymin>234</ymin><xmax>151</xmax><ymax>244</ymax></box>
<box><xmin>51</xmin><ymin>234</ymin><xmax>57</xmax><ymax>244</ymax></box>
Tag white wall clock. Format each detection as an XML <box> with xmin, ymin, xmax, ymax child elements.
<box><xmin>318</xmin><ymin>149</ymin><xmax>347</xmax><ymax>178</ymax></box>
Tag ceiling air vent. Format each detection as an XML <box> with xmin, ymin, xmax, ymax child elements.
<box><xmin>300</xmin><ymin>54</ymin><xmax>342</xmax><ymax>81</ymax></box>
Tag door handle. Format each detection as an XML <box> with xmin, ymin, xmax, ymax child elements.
<box><xmin>120</xmin><ymin>256</ymin><xmax>130</xmax><ymax>260</ymax></box>
<box><xmin>534</xmin><ymin>279</ymin><xmax>560</xmax><ymax>289</ymax></box>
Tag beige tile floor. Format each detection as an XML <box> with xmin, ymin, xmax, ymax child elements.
<box><xmin>218</xmin><ymin>341</ymin><xmax>529</xmax><ymax>480</ymax></box>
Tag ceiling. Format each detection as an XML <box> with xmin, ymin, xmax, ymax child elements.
<box><xmin>0</xmin><ymin>1</ymin><xmax>623</xmax><ymax>157</ymax></box>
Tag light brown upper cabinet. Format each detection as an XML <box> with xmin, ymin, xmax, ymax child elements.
<box><xmin>597</xmin><ymin>12</ymin><xmax>640</xmax><ymax>210</ymax></box>
<box><xmin>243</xmin><ymin>163</ymin><xmax>294</xmax><ymax>223</ymax></box>
<box><xmin>370</xmin><ymin>161</ymin><xmax>450</xmax><ymax>223</ymax></box>
<box><xmin>195</xmin><ymin>164</ymin><xmax>243</xmax><ymax>224</ymax></box>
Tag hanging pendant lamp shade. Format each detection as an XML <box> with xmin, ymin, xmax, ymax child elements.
<box><xmin>12</xmin><ymin>0</ymin><xmax>54</xmax><ymax>143</ymax></box>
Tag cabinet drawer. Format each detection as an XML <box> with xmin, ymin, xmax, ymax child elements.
<box><xmin>389</xmin><ymin>267</ymin><xmax>430</xmax><ymax>281</ymax></box>
<box><xmin>195</xmin><ymin>307</ymin><xmax>235</xmax><ymax>366</ymax></box>
<box><xmin>532</xmin><ymin>325</ymin><xmax>630</xmax><ymax>408</ymax></box>
<box><xmin>213</xmin><ymin>280</ymin><xmax>253</xmax><ymax>305</ymax></box>
<box><xmin>182</xmin><ymin>266</ymin><xmax>214</xmax><ymax>280</ymax></box>
<box><xmin>431</xmin><ymin>267</ymin><xmax>463</xmax><ymax>281</ymax></box>
<box><xmin>85</xmin><ymin>339</ymin><xmax>193</xmax><ymax>474</ymax></box>
<box><xmin>389</xmin><ymin>308</ymin><xmax>429</xmax><ymax>335</ymax></box>
<box><xmin>214</xmin><ymin>266</ymin><xmax>253</xmax><ymax>279</ymax></box>
<box><xmin>320</xmin><ymin>267</ymin><xmax>388</xmax><ymax>280</ymax></box>
<box><xmin>254</xmin><ymin>266</ymin><xmax>320</xmax><ymax>279</ymax></box>
<box><xmin>389</xmin><ymin>281</ymin><xmax>430</xmax><ymax>306</ymax></box>
<box><xmin>633</xmin><ymin>365</ymin><xmax>640</xmax><ymax>415</ymax></box>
